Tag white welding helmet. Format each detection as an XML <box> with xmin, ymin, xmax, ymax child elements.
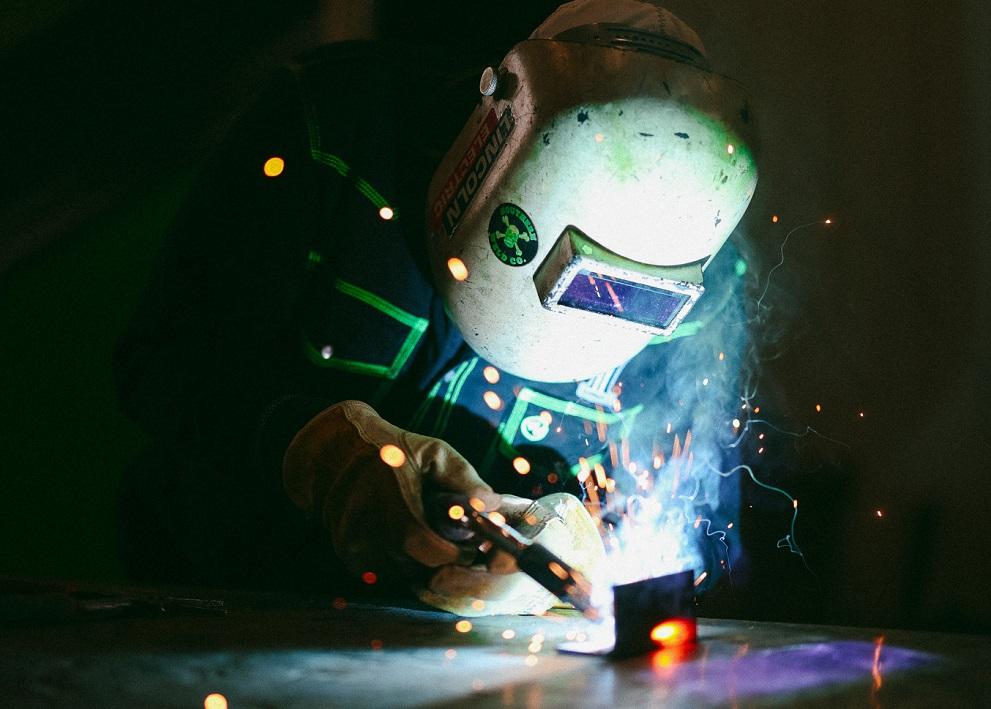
<box><xmin>425</xmin><ymin>0</ymin><xmax>758</xmax><ymax>382</ymax></box>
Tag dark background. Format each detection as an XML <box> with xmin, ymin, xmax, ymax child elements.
<box><xmin>2</xmin><ymin>1</ymin><xmax>988</xmax><ymax>633</ymax></box>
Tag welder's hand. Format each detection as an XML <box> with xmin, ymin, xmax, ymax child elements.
<box><xmin>282</xmin><ymin>400</ymin><xmax>518</xmax><ymax>585</ymax></box>
<box><xmin>419</xmin><ymin>492</ymin><xmax>608</xmax><ymax>616</ymax></box>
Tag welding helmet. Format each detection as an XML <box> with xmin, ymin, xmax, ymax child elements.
<box><xmin>425</xmin><ymin>0</ymin><xmax>758</xmax><ymax>382</ymax></box>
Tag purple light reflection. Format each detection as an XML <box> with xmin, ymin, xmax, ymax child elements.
<box><xmin>645</xmin><ymin>640</ymin><xmax>938</xmax><ymax>703</ymax></box>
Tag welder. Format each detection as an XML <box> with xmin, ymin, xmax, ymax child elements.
<box><xmin>115</xmin><ymin>0</ymin><xmax>757</xmax><ymax>615</ymax></box>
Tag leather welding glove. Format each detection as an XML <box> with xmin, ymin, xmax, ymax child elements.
<box><xmin>419</xmin><ymin>492</ymin><xmax>608</xmax><ymax>616</ymax></box>
<box><xmin>282</xmin><ymin>400</ymin><xmax>527</xmax><ymax>587</ymax></box>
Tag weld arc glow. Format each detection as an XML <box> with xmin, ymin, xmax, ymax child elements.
<box><xmin>567</xmin><ymin>244</ymin><xmax>809</xmax><ymax>644</ymax></box>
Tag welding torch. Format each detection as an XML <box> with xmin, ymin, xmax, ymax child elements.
<box><xmin>426</xmin><ymin>492</ymin><xmax>597</xmax><ymax>618</ymax></box>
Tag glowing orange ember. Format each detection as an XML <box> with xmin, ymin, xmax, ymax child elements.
<box><xmin>380</xmin><ymin>444</ymin><xmax>406</xmax><ymax>467</ymax></box>
<box><xmin>650</xmin><ymin>619</ymin><xmax>693</xmax><ymax>647</ymax></box>
<box><xmin>448</xmin><ymin>504</ymin><xmax>466</xmax><ymax>520</ymax></box>
<box><xmin>513</xmin><ymin>456</ymin><xmax>531</xmax><ymax>475</ymax></box>
<box><xmin>468</xmin><ymin>497</ymin><xmax>486</xmax><ymax>512</ymax></box>
<box><xmin>483</xmin><ymin>391</ymin><xmax>503</xmax><ymax>410</ymax></box>
<box><xmin>483</xmin><ymin>365</ymin><xmax>500</xmax><ymax>383</ymax></box>
<box><xmin>455</xmin><ymin>620</ymin><xmax>473</xmax><ymax>633</ymax></box>
<box><xmin>447</xmin><ymin>257</ymin><xmax>469</xmax><ymax>281</ymax></box>
<box><xmin>771</xmin><ymin>215</ymin><xmax>779</xmax><ymax>223</ymax></box>
<box><xmin>263</xmin><ymin>156</ymin><xmax>284</xmax><ymax>177</ymax></box>
<box><xmin>204</xmin><ymin>693</ymin><xmax>228</xmax><ymax>709</ymax></box>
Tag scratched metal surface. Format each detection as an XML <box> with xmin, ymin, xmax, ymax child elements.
<box><xmin>1</xmin><ymin>601</ymin><xmax>988</xmax><ymax>708</ymax></box>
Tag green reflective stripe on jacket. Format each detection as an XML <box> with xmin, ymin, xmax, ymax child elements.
<box><xmin>302</xmin><ymin>279</ymin><xmax>428</xmax><ymax>380</ymax></box>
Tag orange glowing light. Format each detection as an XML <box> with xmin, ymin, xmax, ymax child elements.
<box><xmin>650</xmin><ymin>619</ymin><xmax>693</xmax><ymax>647</ymax></box>
<box><xmin>815</xmin><ymin>403</ymin><xmax>822</xmax><ymax>412</ymax></box>
<box><xmin>593</xmin><ymin>463</ymin><xmax>607</xmax><ymax>488</ymax></box>
<box><xmin>448</xmin><ymin>504</ymin><xmax>466</xmax><ymax>520</ymax></box>
<box><xmin>263</xmin><ymin>156</ymin><xmax>284</xmax><ymax>177</ymax></box>
<box><xmin>547</xmin><ymin>472</ymin><xmax>559</xmax><ymax>484</ymax></box>
<box><xmin>825</xmin><ymin>218</ymin><xmax>832</xmax><ymax>224</ymax></box>
<box><xmin>727</xmin><ymin>522</ymin><xmax>734</xmax><ymax>529</ymax></box>
<box><xmin>204</xmin><ymin>693</ymin><xmax>228</xmax><ymax>709</ymax></box>
<box><xmin>512</xmin><ymin>456</ymin><xmax>531</xmax><ymax>475</ymax></box>
<box><xmin>693</xmin><ymin>572</ymin><xmax>708</xmax><ymax>587</ymax></box>
<box><xmin>455</xmin><ymin>620</ymin><xmax>473</xmax><ymax>633</ymax></box>
<box><xmin>793</xmin><ymin>499</ymin><xmax>799</xmax><ymax>509</ymax></box>
<box><xmin>539</xmin><ymin>410</ymin><xmax>553</xmax><ymax>423</ymax></box>
<box><xmin>471</xmin><ymin>599</ymin><xmax>486</xmax><ymax>611</ymax></box>
<box><xmin>379</xmin><ymin>444</ymin><xmax>406</xmax><ymax>467</ymax></box>
<box><xmin>488</xmin><ymin>511</ymin><xmax>506</xmax><ymax>526</ymax></box>
<box><xmin>483</xmin><ymin>365</ymin><xmax>500</xmax><ymax>383</ymax></box>
<box><xmin>547</xmin><ymin>561</ymin><xmax>569</xmax><ymax>580</ymax></box>
<box><xmin>753</xmin><ymin>406</ymin><xmax>761</xmax><ymax>414</ymax></box>
<box><xmin>468</xmin><ymin>497</ymin><xmax>487</xmax><ymax>512</ymax></box>
<box><xmin>718</xmin><ymin>351</ymin><xmax>725</xmax><ymax>361</ymax></box>
<box><xmin>771</xmin><ymin>214</ymin><xmax>779</xmax><ymax>223</ymax></box>
<box><xmin>379</xmin><ymin>206</ymin><xmax>395</xmax><ymax>220</ymax></box>
<box><xmin>758</xmin><ymin>447</ymin><xmax>765</xmax><ymax>454</ymax></box>
<box><xmin>483</xmin><ymin>391</ymin><xmax>503</xmax><ymax>410</ymax></box>
<box><xmin>362</xmin><ymin>571</ymin><xmax>377</xmax><ymax>585</ymax></box>
<box><xmin>876</xmin><ymin>509</ymin><xmax>884</xmax><ymax>518</ymax></box>
<box><xmin>502</xmin><ymin>629</ymin><xmax>516</xmax><ymax>639</ymax></box>
<box><xmin>447</xmin><ymin>257</ymin><xmax>469</xmax><ymax>281</ymax></box>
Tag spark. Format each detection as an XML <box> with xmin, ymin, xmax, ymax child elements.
<box><xmin>320</xmin><ymin>345</ymin><xmax>333</xmax><ymax>360</ymax></box>
<box><xmin>204</xmin><ymin>694</ymin><xmax>228</xmax><ymax>709</ymax></box>
<box><xmin>379</xmin><ymin>444</ymin><xmax>406</xmax><ymax>467</ymax></box>
<box><xmin>693</xmin><ymin>572</ymin><xmax>708</xmax><ymax>586</ymax></box>
<box><xmin>448</xmin><ymin>505</ymin><xmax>465</xmax><ymax>520</ymax></box>
<box><xmin>513</xmin><ymin>457</ymin><xmax>531</xmax><ymax>475</ymax></box>
<box><xmin>362</xmin><ymin>571</ymin><xmax>377</xmax><ymax>585</ymax></box>
<box><xmin>727</xmin><ymin>144</ymin><xmax>735</xmax><ymax>154</ymax></box>
<box><xmin>771</xmin><ymin>214</ymin><xmax>779</xmax><ymax>223</ymax></box>
<box><xmin>483</xmin><ymin>391</ymin><xmax>503</xmax><ymax>410</ymax></box>
<box><xmin>483</xmin><ymin>365</ymin><xmax>500</xmax><ymax>383</ymax></box>
<box><xmin>263</xmin><ymin>156</ymin><xmax>284</xmax><ymax>177</ymax></box>
<box><xmin>488</xmin><ymin>511</ymin><xmax>506</xmax><ymax>526</ymax></box>
<box><xmin>718</xmin><ymin>351</ymin><xmax>725</xmax><ymax>361</ymax></box>
<box><xmin>756</xmin><ymin>220</ymin><xmax>831</xmax><ymax>312</ymax></box>
<box><xmin>379</xmin><ymin>206</ymin><xmax>395</xmax><ymax>220</ymax></box>
<box><xmin>876</xmin><ymin>509</ymin><xmax>884</xmax><ymax>518</ymax></box>
<box><xmin>455</xmin><ymin>620</ymin><xmax>473</xmax><ymax>633</ymax></box>
<box><xmin>539</xmin><ymin>410</ymin><xmax>553</xmax><ymax>423</ymax></box>
<box><xmin>447</xmin><ymin>257</ymin><xmax>469</xmax><ymax>281</ymax></box>
<box><xmin>702</xmin><ymin>377</ymin><xmax>710</xmax><ymax>386</ymax></box>
<box><xmin>872</xmin><ymin>636</ymin><xmax>885</xmax><ymax>691</ymax></box>
<box><xmin>815</xmin><ymin>403</ymin><xmax>822</xmax><ymax>412</ymax></box>
<box><xmin>732</xmin><ymin>418</ymin><xmax>741</xmax><ymax>428</ymax></box>
<box><xmin>468</xmin><ymin>497</ymin><xmax>487</xmax><ymax>512</ymax></box>
<box><xmin>727</xmin><ymin>522</ymin><xmax>734</xmax><ymax>529</ymax></box>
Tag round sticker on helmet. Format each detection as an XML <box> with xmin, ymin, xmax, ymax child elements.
<box><xmin>488</xmin><ymin>203</ymin><xmax>538</xmax><ymax>267</ymax></box>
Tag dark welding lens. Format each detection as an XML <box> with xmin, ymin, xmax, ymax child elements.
<box><xmin>558</xmin><ymin>270</ymin><xmax>694</xmax><ymax>330</ymax></box>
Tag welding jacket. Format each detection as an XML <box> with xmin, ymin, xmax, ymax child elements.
<box><xmin>115</xmin><ymin>40</ymin><xmax>746</xmax><ymax>591</ymax></box>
